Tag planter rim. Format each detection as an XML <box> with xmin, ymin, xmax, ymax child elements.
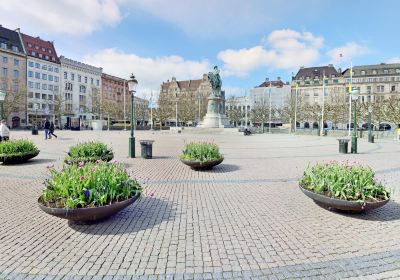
<box><xmin>180</xmin><ymin>158</ymin><xmax>223</xmax><ymax>170</ymax></box>
<box><xmin>0</xmin><ymin>150</ymin><xmax>40</xmax><ymax>164</ymax></box>
<box><xmin>299</xmin><ymin>185</ymin><xmax>390</xmax><ymax>212</ymax></box>
<box><xmin>38</xmin><ymin>193</ymin><xmax>140</xmax><ymax>221</ymax></box>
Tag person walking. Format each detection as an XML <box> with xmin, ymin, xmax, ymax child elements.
<box><xmin>44</xmin><ymin>118</ymin><xmax>51</xmax><ymax>139</ymax></box>
<box><xmin>49</xmin><ymin>121</ymin><xmax>57</xmax><ymax>139</ymax></box>
<box><xmin>0</xmin><ymin>120</ymin><xmax>10</xmax><ymax>141</ymax></box>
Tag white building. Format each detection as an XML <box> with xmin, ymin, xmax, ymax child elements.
<box><xmin>60</xmin><ymin>56</ymin><xmax>102</xmax><ymax>128</ymax></box>
<box><xmin>20</xmin><ymin>33</ymin><xmax>61</xmax><ymax>126</ymax></box>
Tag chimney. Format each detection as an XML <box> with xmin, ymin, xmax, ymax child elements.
<box><xmin>300</xmin><ymin>66</ymin><xmax>304</xmax><ymax>69</ymax></box>
<box><xmin>328</xmin><ymin>64</ymin><xmax>333</xmax><ymax>67</ymax></box>
<box><xmin>277</xmin><ymin>76</ymin><xmax>281</xmax><ymax>81</ymax></box>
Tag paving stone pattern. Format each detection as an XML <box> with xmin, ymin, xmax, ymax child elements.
<box><xmin>1</xmin><ymin>129</ymin><xmax>400</xmax><ymax>279</ymax></box>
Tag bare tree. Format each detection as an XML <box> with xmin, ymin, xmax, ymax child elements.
<box><xmin>2</xmin><ymin>81</ymin><xmax>26</xmax><ymax>122</ymax></box>
<box><xmin>225</xmin><ymin>97</ymin><xmax>244</xmax><ymax>127</ymax></box>
<box><xmin>155</xmin><ymin>91</ymin><xmax>172</xmax><ymax>129</ymax></box>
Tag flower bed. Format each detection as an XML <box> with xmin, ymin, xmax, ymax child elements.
<box><xmin>299</xmin><ymin>161</ymin><xmax>391</xmax><ymax>212</ymax></box>
<box><xmin>0</xmin><ymin>140</ymin><xmax>39</xmax><ymax>164</ymax></box>
<box><xmin>179</xmin><ymin>142</ymin><xmax>223</xmax><ymax>170</ymax></box>
<box><xmin>38</xmin><ymin>162</ymin><xmax>142</xmax><ymax>221</ymax></box>
<box><xmin>64</xmin><ymin>141</ymin><xmax>113</xmax><ymax>164</ymax></box>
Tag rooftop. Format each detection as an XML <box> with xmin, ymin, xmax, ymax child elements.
<box><xmin>20</xmin><ymin>33</ymin><xmax>60</xmax><ymax>63</ymax></box>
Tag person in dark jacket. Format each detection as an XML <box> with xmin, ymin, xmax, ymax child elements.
<box><xmin>49</xmin><ymin>121</ymin><xmax>57</xmax><ymax>139</ymax></box>
<box><xmin>44</xmin><ymin>119</ymin><xmax>51</xmax><ymax>139</ymax></box>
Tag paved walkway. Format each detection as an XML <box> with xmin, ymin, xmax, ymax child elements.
<box><xmin>1</xmin><ymin>129</ymin><xmax>400</xmax><ymax>280</ymax></box>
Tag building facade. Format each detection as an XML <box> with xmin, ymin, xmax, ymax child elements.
<box><xmin>101</xmin><ymin>73</ymin><xmax>127</xmax><ymax>120</ymax></box>
<box><xmin>292</xmin><ymin>65</ymin><xmax>346</xmax><ymax>128</ymax></box>
<box><xmin>0</xmin><ymin>26</ymin><xmax>27</xmax><ymax>127</ymax></box>
<box><xmin>20</xmin><ymin>33</ymin><xmax>61</xmax><ymax>127</ymax></box>
<box><xmin>60</xmin><ymin>56</ymin><xmax>102</xmax><ymax>128</ymax></box>
<box><xmin>160</xmin><ymin>75</ymin><xmax>212</xmax><ymax>126</ymax></box>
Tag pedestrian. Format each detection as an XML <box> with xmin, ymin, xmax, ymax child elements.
<box><xmin>44</xmin><ymin>118</ymin><xmax>51</xmax><ymax>139</ymax></box>
<box><xmin>49</xmin><ymin>121</ymin><xmax>57</xmax><ymax>139</ymax></box>
<box><xmin>0</xmin><ymin>120</ymin><xmax>10</xmax><ymax>141</ymax></box>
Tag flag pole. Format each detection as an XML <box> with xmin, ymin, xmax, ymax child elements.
<box><xmin>320</xmin><ymin>71</ymin><xmax>325</xmax><ymax>136</ymax></box>
<box><xmin>294</xmin><ymin>82</ymin><xmax>298</xmax><ymax>133</ymax></box>
<box><xmin>348</xmin><ymin>61</ymin><xmax>352</xmax><ymax>136</ymax></box>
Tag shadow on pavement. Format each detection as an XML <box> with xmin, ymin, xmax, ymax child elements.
<box><xmin>340</xmin><ymin>200</ymin><xmax>400</xmax><ymax>221</ymax></box>
<box><xmin>205</xmin><ymin>163</ymin><xmax>240</xmax><ymax>173</ymax></box>
<box><xmin>3</xmin><ymin>158</ymin><xmax>57</xmax><ymax>166</ymax></box>
<box><xmin>68</xmin><ymin>197</ymin><xmax>176</xmax><ymax>235</ymax></box>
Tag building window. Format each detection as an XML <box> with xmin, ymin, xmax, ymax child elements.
<box><xmin>35</xmin><ymin>72</ymin><xmax>40</xmax><ymax>79</ymax></box>
<box><xmin>35</xmin><ymin>63</ymin><xmax>40</xmax><ymax>68</ymax></box>
<box><xmin>54</xmin><ymin>85</ymin><xmax>59</xmax><ymax>92</ymax></box>
<box><xmin>0</xmin><ymin>43</ymin><xmax>6</xmax><ymax>49</ymax></box>
<box><xmin>31</xmin><ymin>51</ymin><xmax>36</xmax><ymax>56</ymax></box>
<box><xmin>28</xmin><ymin>92</ymin><xmax>33</xmax><ymax>98</ymax></box>
<box><xmin>28</xmin><ymin>71</ymin><xmax>33</xmax><ymax>78</ymax></box>
<box><xmin>96</xmin><ymin>79</ymin><xmax>100</xmax><ymax>86</ymax></box>
<box><xmin>2</xmin><ymin>68</ymin><xmax>8</xmax><ymax>77</ymax></box>
<box><xmin>13</xmin><ymin>70</ymin><xmax>19</xmax><ymax>78</ymax></box>
<box><xmin>42</xmin><ymin>84</ymin><xmax>47</xmax><ymax>90</ymax></box>
<box><xmin>2</xmin><ymin>57</ymin><xmax>8</xmax><ymax>63</ymax></box>
<box><xmin>80</xmin><ymin>85</ymin><xmax>86</xmax><ymax>93</ymax></box>
<box><xmin>54</xmin><ymin>67</ymin><xmax>59</xmax><ymax>73</ymax></box>
<box><xmin>48</xmin><ymin>84</ymin><xmax>53</xmax><ymax>91</ymax></box>
<box><xmin>71</xmin><ymin>73</ymin><xmax>75</xmax><ymax>81</ymax></box>
<box><xmin>65</xmin><ymin>82</ymin><xmax>73</xmax><ymax>91</ymax></box>
<box><xmin>38</xmin><ymin>53</ymin><xmax>42</xmax><ymax>59</ymax></box>
<box><xmin>48</xmin><ymin>66</ymin><xmax>53</xmax><ymax>72</ymax></box>
<box><xmin>361</xmin><ymin>70</ymin><xmax>366</xmax><ymax>75</ymax></box>
<box><xmin>85</xmin><ymin>76</ymin><xmax>87</xmax><ymax>83</ymax></box>
<box><xmin>45</xmin><ymin>55</ymin><xmax>49</xmax><ymax>60</ymax></box>
<box><xmin>42</xmin><ymin>74</ymin><xmax>47</xmax><ymax>80</ymax></box>
<box><xmin>12</xmin><ymin>83</ymin><xmax>19</xmax><ymax>92</ymax></box>
<box><xmin>48</xmin><ymin>94</ymin><xmax>53</xmax><ymax>100</ymax></box>
<box><xmin>28</xmin><ymin>61</ymin><xmax>34</xmax><ymax>67</ymax></box>
<box><xmin>42</xmin><ymin>94</ymin><xmax>47</xmax><ymax>99</ymax></box>
<box><xmin>64</xmin><ymin>72</ymin><xmax>67</xmax><ymax>79</ymax></box>
<box><xmin>42</xmin><ymin>64</ymin><xmax>47</xmax><ymax>70</ymax></box>
<box><xmin>48</xmin><ymin>75</ymin><xmax>53</xmax><ymax>81</ymax></box>
<box><xmin>28</xmin><ymin>81</ymin><xmax>34</xmax><ymax>88</ymax></box>
<box><xmin>372</xmin><ymin>70</ymin><xmax>377</xmax><ymax>74</ymax></box>
<box><xmin>384</xmin><ymin>69</ymin><xmax>388</xmax><ymax>74</ymax></box>
<box><xmin>91</xmin><ymin>78</ymin><xmax>94</xmax><ymax>85</ymax></box>
<box><xmin>35</xmin><ymin>82</ymin><xmax>40</xmax><ymax>89</ymax></box>
<box><xmin>313</xmin><ymin>89</ymin><xmax>318</xmax><ymax>96</ymax></box>
<box><xmin>54</xmin><ymin>76</ymin><xmax>59</xmax><ymax>82</ymax></box>
<box><xmin>392</xmin><ymin>85</ymin><xmax>396</xmax><ymax>92</ymax></box>
<box><xmin>78</xmin><ymin>75</ymin><xmax>81</xmax><ymax>82</ymax></box>
<box><xmin>367</xmin><ymin>86</ymin><xmax>371</xmax><ymax>94</ymax></box>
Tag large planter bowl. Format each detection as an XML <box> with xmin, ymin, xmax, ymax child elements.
<box><xmin>299</xmin><ymin>185</ymin><xmax>390</xmax><ymax>213</ymax></box>
<box><xmin>38</xmin><ymin>194</ymin><xmax>139</xmax><ymax>222</ymax></box>
<box><xmin>0</xmin><ymin>150</ymin><xmax>40</xmax><ymax>164</ymax></box>
<box><xmin>64</xmin><ymin>152</ymin><xmax>114</xmax><ymax>164</ymax></box>
<box><xmin>180</xmin><ymin>158</ymin><xmax>223</xmax><ymax>170</ymax></box>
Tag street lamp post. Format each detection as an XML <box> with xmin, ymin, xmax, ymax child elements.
<box><xmin>175</xmin><ymin>99</ymin><xmax>178</xmax><ymax>128</ymax></box>
<box><xmin>128</xmin><ymin>74</ymin><xmax>138</xmax><ymax>158</ymax></box>
<box><xmin>350</xmin><ymin>89</ymin><xmax>360</xmax><ymax>153</ymax></box>
<box><xmin>268</xmin><ymin>80</ymin><xmax>272</xmax><ymax>133</ymax></box>
<box><xmin>0</xmin><ymin>91</ymin><xmax>5</xmax><ymax>121</ymax></box>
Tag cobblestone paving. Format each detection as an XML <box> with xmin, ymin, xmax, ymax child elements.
<box><xmin>1</xmin><ymin>129</ymin><xmax>400</xmax><ymax>279</ymax></box>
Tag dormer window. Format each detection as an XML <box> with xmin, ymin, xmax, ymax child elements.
<box><xmin>314</xmin><ymin>75</ymin><xmax>319</xmax><ymax>79</ymax></box>
<box><xmin>396</xmin><ymin>69</ymin><xmax>400</xmax><ymax>74</ymax></box>
<box><xmin>28</xmin><ymin>43</ymin><xmax>32</xmax><ymax>47</ymax></box>
<box><xmin>42</xmin><ymin>47</ymin><xmax>46</xmax><ymax>51</ymax></box>
<box><xmin>372</xmin><ymin>70</ymin><xmax>377</xmax><ymax>74</ymax></box>
<box><xmin>35</xmin><ymin>45</ymin><xmax>39</xmax><ymax>50</ymax></box>
<box><xmin>361</xmin><ymin>70</ymin><xmax>366</xmax><ymax>75</ymax></box>
<box><xmin>383</xmin><ymin>69</ymin><xmax>388</xmax><ymax>74</ymax></box>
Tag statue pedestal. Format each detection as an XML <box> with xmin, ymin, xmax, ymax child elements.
<box><xmin>200</xmin><ymin>95</ymin><xmax>230</xmax><ymax>128</ymax></box>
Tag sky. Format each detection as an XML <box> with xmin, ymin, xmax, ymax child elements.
<box><xmin>1</xmin><ymin>0</ymin><xmax>400</xmax><ymax>99</ymax></box>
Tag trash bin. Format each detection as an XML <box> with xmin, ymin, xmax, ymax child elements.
<box><xmin>140</xmin><ymin>140</ymin><xmax>154</xmax><ymax>159</ymax></box>
<box><xmin>368</xmin><ymin>134</ymin><xmax>375</xmax><ymax>143</ymax></box>
<box><xmin>337</xmin><ymin>139</ymin><xmax>350</xmax><ymax>154</ymax></box>
<box><xmin>31</xmin><ymin>126</ymin><xmax>38</xmax><ymax>135</ymax></box>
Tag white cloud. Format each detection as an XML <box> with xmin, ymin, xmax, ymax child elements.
<box><xmin>327</xmin><ymin>42</ymin><xmax>369</xmax><ymax>65</ymax></box>
<box><xmin>387</xmin><ymin>57</ymin><xmax>400</xmax><ymax>63</ymax></box>
<box><xmin>218</xmin><ymin>29</ymin><xmax>323</xmax><ymax>76</ymax></box>
<box><xmin>0</xmin><ymin>0</ymin><xmax>123</xmax><ymax>35</ymax></box>
<box><xmin>84</xmin><ymin>48</ymin><xmax>211</xmax><ymax>97</ymax></box>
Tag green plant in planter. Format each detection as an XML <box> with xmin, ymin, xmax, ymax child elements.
<box><xmin>0</xmin><ymin>139</ymin><xmax>39</xmax><ymax>157</ymax></box>
<box><xmin>65</xmin><ymin>141</ymin><xmax>113</xmax><ymax>163</ymax></box>
<box><xmin>299</xmin><ymin>161</ymin><xmax>391</xmax><ymax>202</ymax></box>
<box><xmin>40</xmin><ymin>161</ymin><xmax>142</xmax><ymax>209</ymax></box>
<box><xmin>179</xmin><ymin>142</ymin><xmax>223</xmax><ymax>162</ymax></box>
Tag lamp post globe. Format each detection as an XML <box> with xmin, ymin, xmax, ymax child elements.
<box><xmin>128</xmin><ymin>74</ymin><xmax>138</xmax><ymax>158</ymax></box>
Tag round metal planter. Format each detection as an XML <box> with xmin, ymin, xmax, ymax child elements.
<box><xmin>38</xmin><ymin>194</ymin><xmax>140</xmax><ymax>222</ymax></box>
<box><xmin>0</xmin><ymin>150</ymin><xmax>40</xmax><ymax>164</ymax></box>
<box><xmin>180</xmin><ymin>158</ymin><xmax>223</xmax><ymax>170</ymax></box>
<box><xmin>299</xmin><ymin>185</ymin><xmax>390</xmax><ymax>213</ymax></box>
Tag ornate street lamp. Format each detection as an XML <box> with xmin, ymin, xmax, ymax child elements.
<box><xmin>350</xmin><ymin>88</ymin><xmax>360</xmax><ymax>153</ymax></box>
<box><xmin>0</xmin><ymin>91</ymin><xmax>6</xmax><ymax>121</ymax></box>
<box><xmin>128</xmin><ymin>74</ymin><xmax>138</xmax><ymax>158</ymax></box>
<box><xmin>368</xmin><ymin>94</ymin><xmax>374</xmax><ymax>143</ymax></box>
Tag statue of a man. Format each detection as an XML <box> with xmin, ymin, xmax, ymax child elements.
<box><xmin>208</xmin><ymin>66</ymin><xmax>222</xmax><ymax>97</ymax></box>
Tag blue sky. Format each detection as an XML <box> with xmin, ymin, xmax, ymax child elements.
<box><xmin>1</xmin><ymin>0</ymin><xmax>400</xmax><ymax>98</ymax></box>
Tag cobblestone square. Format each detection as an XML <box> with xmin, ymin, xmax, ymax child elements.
<box><xmin>1</xmin><ymin>129</ymin><xmax>400</xmax><ymax>279</ymax></box>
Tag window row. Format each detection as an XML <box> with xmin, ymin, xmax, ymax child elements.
<box><xmin>0</xmin><ymin>82</ymin><xmax>20</xmax><ymax>92</ymax></box>
<box><xmin>28</xmin><ymin>71</ymin><xmax>59</xmax><ymax>82</ymax></box>
<box><xmin>63</xmin><ymin>72</ymin><xmax>99</xmax><ymax>86</ymax></box>
<box><xmin>28</xmin><ymin>92</ymin><xmax>55</xmax><ymax>101</ymax></box>
<box><xmin>1</xmin><ymin>57</ymin><xmax>20</xmax><ymax>66</ymax></box>
<box><xmin>28</xmin><ymin>103</ymin><xmax>54</xmax><ymax>110</ymax></box>
<box><xmin>28</xmin><ymin>81</ymin><xmax>59</xmax><ymax>92</ymax></box>
<box><xmin>27</xmin><ymin>43</ymin><xmax>53</xmax><ymax>54</ymax></box>
<box><xmin>1</xmin><ymin>68</ymin><xmax>20</xmax><ymax>78</ymax></box>
<box><xmin>0</xmin><ymin>43</ymin><xmax>19</xmax><ymax>52</ymax></box>
<box><xmin>349</xmin><ymin>76</ymin><xmax>400</xmax><ymax>83</ymax></box>
<box><xmin>28</xmin><ymin>61</ymin><xmax>59</xmax><ymax>72</ymax></box>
